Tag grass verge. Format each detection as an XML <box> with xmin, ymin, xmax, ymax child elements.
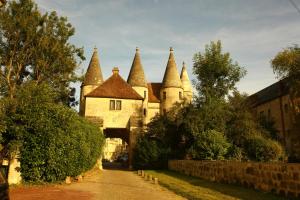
<box><xmin>145</xmin><ymin>170</ymin><xmax>289</xmax><ymax>200</ymax></box>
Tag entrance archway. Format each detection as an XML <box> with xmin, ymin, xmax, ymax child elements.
<box><xmin>103</xmin><ymin>128</ymin><xmax>131</xmax><ymax>169</ymax></box>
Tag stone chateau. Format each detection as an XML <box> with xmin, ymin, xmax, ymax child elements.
<box><xmin>79</xmin><ymin>47</ymin><xmax>193</xmax><ymax>167</ymax></box>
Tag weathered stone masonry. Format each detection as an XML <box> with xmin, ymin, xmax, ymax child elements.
<box><xmin>169</xmin><ymin>160</ymin><xmax>300</xmax><ymax>198</ymax></box>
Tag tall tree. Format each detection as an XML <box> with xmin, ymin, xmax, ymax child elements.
<box><xmin>271</xmin><ymin>45</ymin><xmax>300</xmax><ymax>99</ymax></box>
<box><xmin>192</xmin><ymin>40</ymin><xmax>246</xmax><ymax>132</ymax></box>
<box><xmin>193</xmin><ymin>40</ymin><xmax>246</xmax><ymax>102</ymax></box>
<box><xmin>0</xmin><ymin>0</ymin><xmax>84</xmax><ymax>105</ymax></box>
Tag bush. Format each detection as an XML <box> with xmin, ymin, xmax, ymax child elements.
<box><xmin>5</xmin><ymin>83</ymin><xmax>105</xmax><ymax>182</ymax></box>
<box><xmin>188</xmin><ymin>130</ymin><xmax>230</xmax><ymax>160</ymax></box>
<box><xmin>133</xmin><ymin>135</ymin><xmax>169</xmax><ymax>169</ymax></box>
<box><xmin>244</xmin><ymin>135</ymin><xmax>285</xmax><ymax>162</ymax></box>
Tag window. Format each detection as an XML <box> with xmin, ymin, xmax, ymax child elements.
<box><xmin>267</xmin><ymin>109</ymin><xmax>271</xmax><ymax>119</ymax></box>
<box><xmin>143</xmin><ymin>108</ymin><xmax>147</xmax><ymax>116</ymax></box>
<box><xmin>163</xmin><ymin>91</ymin><xmax>166</xmax><ymax>100</ymax></box>
<box><xmin>110</xmin><ymin>100</ymin><xmax>115</xmax><ymax>110</ymax></box>
<box><xmin>110</xmin><ymin>100</ymin><xmax>122</xmax><ymax>110</ymax></box>
<box><xmin>284</xmin><ymin>104</ymin><xmax>289</xmax><ymax>113</ymax></box>
<box><xmin>259</xmin><ymin>111</ymin><xmax>264</xmax><ymax>118</ymax></box>
<box><xmin>116</xmin><ymin>100</ymin><xmax>122</xmax><ymax>110</ymax></box>
<box><xmin>179</xmin><ymin>92</ymin><xmax>183</xmax><ymax>100</ymax></box>
<box><xmin>144</xmin><ymin>91</ymin><xmax>147</xmax><ymax>99</ymax></box>
<box><xmin>163</xmin><ymin>109</ymin><xmax>167</xmax><ymax>115</ymax></box>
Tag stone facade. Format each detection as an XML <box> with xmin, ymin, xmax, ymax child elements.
<box><xmin>247</xmin><ymin>78</ymin><xmax>300</xmax><ymax>158</ymax></box>
<box><xmin>80</xmin><ymin>47</ymin><xmax>193</xmax><ymax>167</ymax></box>
<box><xmin>169</xmin><ymin>160</ymin><xmax>300</xmax><ymax>198</ymax></box>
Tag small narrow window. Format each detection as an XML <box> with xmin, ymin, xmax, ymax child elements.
<box><xmin>179</xmin><ymin>91</ymin><xmax>182</xmax><ymax>100</ymax></box>
<box><xmin>259</xmin><ymin>111</ymin><xmax>264</xmax><ymax>117</ymax></box>
<box><xmin>163</xmin><ymin>109</ymin><xmax>167</xmax><ymax>115</ymax></box>
<box><xmin>284</xmin><ymin>104</ymin><xmax>289</xmax><ymax>113</ymax></box>
<box><xmin>163</xmin><ymin>91</ymin><xmax>166</xmax><ymax>100</ymax></box>
<box><xmin>110</xmin><ymin>100</ymin><xmax>115</xmax><ymax>110</ymax></box>
<box><xmin>116</xmin><ymin>100</ymin><xmax>122</xmax><ymax>110</ymax></box>
<box><xmin>144</xmin><ymin>91</ymin><xmax>147</xmax><ymax>99</ymax></box>
<box><xmin>143</xmin><ymin>108</ymin><xmax>147</xmax><ymax>116</ymax></box>
<box><xmin>267</xmin><ymin>109</ymin><xmax>271</xmax><ymax>119</ymax></box>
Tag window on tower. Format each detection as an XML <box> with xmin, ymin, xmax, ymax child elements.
<box><xmin>163</xmin><ymin>91</ymin><xmax>166</xmax><ymax>100</ymax></box>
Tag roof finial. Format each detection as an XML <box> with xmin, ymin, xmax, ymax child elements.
<box><xmin>170</xmin><ymin>47</ymin><xmax>174</xmax><ymax>52</ymax></box>
<box><xmin>112</xmin><ymin>67</ymin><xmax>119</xmax><ymax>75</ymax></box>
<box><xmin>136</xmin><ymin>47</ymin><xmax>139</xmax><ymax>52</ymax></box>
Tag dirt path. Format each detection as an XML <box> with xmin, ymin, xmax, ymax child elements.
<box><xmin>10</xmin><ymin>168</ymin><xmax>185</xmax><ymax>200</ymax></box>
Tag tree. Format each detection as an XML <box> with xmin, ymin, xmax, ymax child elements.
<box><xmin>193</xmin><ymin>40</ymin><xmax>246</xmax><ymax>102</ymax></box>
<box><xmin>271</xmin><ymin>45</ymin><xmax>300</xmax><ymax>98</ymax></box>
<box><xmin>0</xmin><ymin>0</ymin><xmax>84</xmax><ymax>105</ymax></box>
<box><xmin>192</xmin><ymin>40</ymin><xmax>246</xmax><ymax>132</ymax></box>
<box><xmin>4</xmin><ymin>82</ymin><xmax>104</xmax><ymax>182</ymax></box>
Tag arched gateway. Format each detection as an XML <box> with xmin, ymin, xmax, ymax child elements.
<box><xmin>79</xmin><ymin>47</ymin><xmax>192</xmax><ymax>168</ymax></box>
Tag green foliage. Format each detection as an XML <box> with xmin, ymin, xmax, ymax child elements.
<box><xmin>133</xmin><ymin>135</ymin><xmax>169</xmax><ymax>169</ymax></box>
<box><xmin>188</xmin><ymin>130</ymin><xmax>230</xmax><ymax>160</ymax></box>
<box><xmin>193</xmin><ymin>40</ymin><xmax>246</xmax><ymax>101</ymax></box>
<box><xmin>4</xmin><ymin>83</ymin><xmax>104</xmax><ymax>182</ymax></box>
<box><xmin>244</xmin><ymin>135</ymin><xmax>285</xmax><ymax>162</ymax></box>
<box><xmin>226</xmin><ymin>91</ymin><xmax>261</xmax><ymax>146</ymax></box>
<box><xmin>0</xmin><ymin>0</ymin><xmax>84</xmax><ymax>105</ymax></box>
<box><xmin>258</xmin><ymin>115</ymin><xmax>279</xmax><ymax>140</ymax></box>
<box><xmin>271</xmin><ymin>45</ymin><xmax>300</xmax><ymax>97</ymax></box>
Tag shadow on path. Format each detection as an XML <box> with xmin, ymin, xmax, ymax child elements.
<box><xmin>0</xmin><ymin>184</ymin><xmax>9</xmax><ymax>200</ymax></box>
<box><xmin>102</xmin><ymin>162</ymin><xmax>129</xmax><ymax>171</ymax></box>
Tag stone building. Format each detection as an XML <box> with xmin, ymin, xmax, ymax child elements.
<box><xmin>248</xmin><ymin>78</ymin><xmax>300</xmax><ymax>159</ymax></box>
<box><xmin>79</xmin><ymin>47</ymin><xmax>193</xmax><ymax>167</ymax></box>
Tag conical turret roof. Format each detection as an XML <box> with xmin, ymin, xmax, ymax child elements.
<box><xmin>180</xmin><ymin>62</ymin><xmax>192</xmax><ymax>92</ymax></box>
<box><xmin>162</xmin><ymin>47</ymin><xmax>182</xmax><ymax>88</ymax></box>
<box><xmin>83</xmin><ymin>48</ymin><xmax>103</xmax><ymax>85</ymax></box>
<box><xmin>127</xmin><ymin>47</ymin><xmax>147</xmax><ymax>87</ymax></box>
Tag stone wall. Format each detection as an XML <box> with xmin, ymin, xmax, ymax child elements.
<box><xmin>169</xmin><ymin>160</ymin><xmax>300</xmax><ymax>198</ymax></box>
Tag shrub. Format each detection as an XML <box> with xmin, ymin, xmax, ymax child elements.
<box><xmin>244</xmin><ymin>135</ymin><xmax>285</xmax><ymax>162</ymax></box>
<box><xmin>5</xmin><ymin>83</ymin><xmax>105</xmax><ymax>182</ymax></box>
<box><xmin>133</xmin><ymin>135</ymin><xmax>169</xmax><ymax>169</ymax></box>
<box><xmin>188</xmin><ymin>130</ymin><xmax>230</xmax><ymax>160</ymax></box>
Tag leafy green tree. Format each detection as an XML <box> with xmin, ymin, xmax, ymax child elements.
<box><xmin>193</xmin><ymin>40</ymin><xmax>246</xmax><ymax>102</ymax></box>
<box><xmin>133</xmin><ymin>135</ymin><xmax>169</xmax><ymax>169</ymax></box>
<box><xmin>0</xmin><ymin>0</ymin><xmax>84</xmax><ymax>105</ymax></box>
<box><xmin>226</xmin><ymin>91</ymin><xmax>260</xmax><ymax>146</ymax></box>
<box><xmin>5</xmin><ymin>82</ymin><xmax>104</xmax><ymax>182</ymax></box>
<box><xmin>271</xmin><ymin>45</ymin><xmax>300</xmax><ymax>98</ymax></box>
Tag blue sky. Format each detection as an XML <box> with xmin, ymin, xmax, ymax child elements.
<box><xmin>35</xmin><ymin>0</ymin><xmax>300</xmax><ymax>97</ymax></box>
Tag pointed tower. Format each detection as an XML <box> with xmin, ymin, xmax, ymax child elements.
<box><xmin>127</xmin><ymin>47</ymin><xmax>148</xmax><ymax>122</ymax></box>
<box><xmin>80</xmin><ymin>48</ymin><xmax>104</xmax><ymax>115</ymax></box>
<box><xmin>180</xmin><ymin>62</ymin><xmax>193</xmax><ymax>103</ymax></box>
<box><xmin>160</xmin><ymin>47</ymin><xmax>183</xmax><ymax>114</ymax></box>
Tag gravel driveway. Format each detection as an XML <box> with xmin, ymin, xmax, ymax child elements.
<box><xmin>10</xmin><ymin>168</ymin><xmax>185</xmax><ymax>200</ymax></box>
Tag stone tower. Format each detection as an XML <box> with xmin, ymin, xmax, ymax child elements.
<box><xmin>160</xmin><ymin>47</ymin><xmax>183</xmax><ymax>114</ymax></box>
<box><xmin>127</xmin><ymin>47</ymin><xmax>148</xmax><ymax>122</ymax></box>
<box><xmin>180</xmin><ymin>62</ymin><xmax>193</xmax><ymax>103</ymax></box>
<box><xmin>80</xmin><ymin>48</ymin><xmax>104</xmax><ymax>115</ymax></box>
